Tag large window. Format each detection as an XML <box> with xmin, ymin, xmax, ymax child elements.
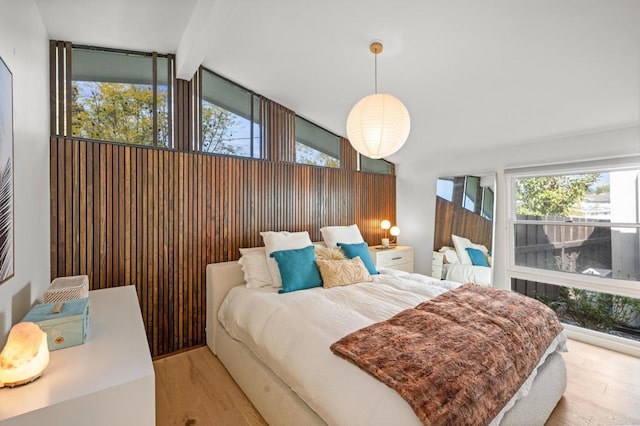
<box><xmin>295</xmin><ymin>116</ymin><xmax>339</xmax><ymax>167</ymax></box>
<box><xmin>201</xmin><ymin>69</ymin><xmax>260</xmax><ymax>158</ymax></box>
<box><xmin>512</xmin><ymin>279</ymin><xmax>640</xmax><ymax>343</ymax></box>
<box><xmin>508</xmin><ymin>159</ymin><xmax>640</xmax><ymax>348</ymax></box>
<box><xmin>72</xmin><ymin>46</ymin><xmax>171</xmax><ymax>147</ymax></box>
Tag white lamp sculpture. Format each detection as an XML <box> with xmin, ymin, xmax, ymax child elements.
<box><xmin>346</xmin><ymin>41</ymin><xmax>411</xmax><ymax>159</ymax></box>
<box><xmin>0</xmin><ymin>322</ymin><xmax>50</xmax><ymax>388</ymax></box>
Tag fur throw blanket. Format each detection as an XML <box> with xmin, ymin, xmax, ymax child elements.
<box><xmin>330</xmin><ymin>284</ymin><xmax>563</xmax><ymax>425</ymax></box>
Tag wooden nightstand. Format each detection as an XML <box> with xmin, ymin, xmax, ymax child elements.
<box><xmin>368</xmin><ymin>245</ymin><xmax>414</xmax><ymax>273</ymax></box>
<box><xmin>431</xmin><ymin>251</ymin><xmax>444</xmax><ymax>279</ymax></box>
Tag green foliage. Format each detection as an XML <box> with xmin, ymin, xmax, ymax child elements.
<box><xmin>201</xmin><ymin>103</ymin><xmax>242</xmax><ymax>155</ymax></box>
<box><xmin>73</xmin><ymin>82</ymin><xmax>241</xmax><ymax>153</ymax></box>
<box><xmin>295</xmin><ymin>142</ymin><xmax>339</xmax><ymax>168</ymax></box>
<box><xmin>594</xmin><ymin>184</ymin><xmax>610</xmax><ymax>195</ymax></box>
<box><xmin>538</xmin><ymin>287</ymin><xmax>640</xmax><ymax>332</ymax></box>
<box><xmin>73</xmin><ymin>82</ymin><xmax>167</xmax><ymax>146</ymax></box>
<box><xmin>516</xmin><ymin>174</ymin><xmax>599</xmax><ymax>216</ymax></box>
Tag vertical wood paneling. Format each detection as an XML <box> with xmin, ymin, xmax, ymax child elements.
<box><xmin>433</xmin><ymin>195</ymin><xmax>493</xmax><ymax>251</ymax></box>
<box><xmin>56</xmin><ymin>42</ymin><xmax>65</xmax><ymax>135</ymax></box>
<box><xmin>260</xmin><ymin>97</ymin><xmax>295</xmax><ymax>162</ymax></box>
<box><xmin>51</xmin><ymin>139</ymin><xmax>396</xmax><ymax>357</ymax></box>
<box><xmin>49</xmin><ymin>41</ymin><xmax>57</xmax><ymax>136</ymax></box>
<box><xmin>339</xmin><ymin>137</ymin><xmax>358</xmax><ymax>171</ymax></box>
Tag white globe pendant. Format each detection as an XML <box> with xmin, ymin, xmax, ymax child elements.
<box><xmin>346</xmin><ymin>93</ymin><xmax>411</xmax><ymax>159</ymax></box>
<box><xmin>346</xmin><ymin>41</ymin><xmax>411</xmax><ymax>159</ymax></box>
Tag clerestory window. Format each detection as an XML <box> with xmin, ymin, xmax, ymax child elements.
<box><xmin>71</xmin><ymin>46</ymin><xmax>171</xmax><ymax>147</ymax></box>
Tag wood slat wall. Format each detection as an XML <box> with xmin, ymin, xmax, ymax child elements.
<box><xmin>260</xmin><ymin>97</ymin><xmax>295</xmax><ymax>162</ymax></box>
<box><xmin>433</xmin><ymin>196</ymin><xmax>493</xmax><ymax>251</ymax></box>
<box><xmin>340</xmin><ymin>137</ymin><xmax>358</xmax><ymax>171</ymax></box>
<box><xmin>50</xmin><ymin>137</ymin><xmax>396</xmax><ymax>357</ymax></box>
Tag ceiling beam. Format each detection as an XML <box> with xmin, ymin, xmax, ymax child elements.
<box><xmin>175</xmin><ymin>0</ymin><xmax>236</xmax><ymax>80</ymax></box>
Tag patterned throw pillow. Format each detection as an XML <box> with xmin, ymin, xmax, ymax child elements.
<box><xmin>316</xmin><ymin>257</ymin><xmax>372</xmax><ymax>288</ymax></box>
<box><xmin>315</xmin><ymin>247</ymin><xmax>346</xmax><ymax>261</ymax></box>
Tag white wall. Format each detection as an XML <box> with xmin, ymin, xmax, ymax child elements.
<box><xmin>0</xmin><ymin>0</ymin><xmax>50</xmax><ymax>343</ymax></box>
<box><xmin>397</xmin><ymin>125</ymin><xmax>640</xmax><ymax>290</ymax></box>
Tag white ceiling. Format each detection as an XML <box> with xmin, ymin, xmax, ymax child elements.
<box><xmin>36</xmin><ymin>0</ymin><xmax>640</xmax><ymax>164</ymax></box>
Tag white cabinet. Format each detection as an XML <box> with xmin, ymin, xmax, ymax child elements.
<box><xmin>369</xmin><ymin>245</ymin><xmax>414</xmax><ymax>273</ymax></box>
<box><xmin>431</xmin><ymin>251</ymin><xmax>444</xmax><ymax>279</ymax></box>
<box><xmin>0</xmin><ymin>286</ymin><xmax>155</xmax><ymax>426</ymax></box>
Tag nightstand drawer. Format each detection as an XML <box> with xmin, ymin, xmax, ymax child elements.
<box><xmin>431</xmin><ymin>252</ymin><xmax>444</xmax><ymax>279</ymax></box>
<box><xmin>431</xmin><ymin>265</ymin><xmax>443</xmax><ymax>279</ymax></box>
<box><xmin>369</xmin><ymin>246</ymin><xmax>414</xmax><ymax>273</ymax></box>
<box><xmin>376</xmin><ymin>250</ymin><xmax>412</xmax><ymax>267</ymax></box>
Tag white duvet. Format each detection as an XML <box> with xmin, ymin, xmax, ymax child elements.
<box><xmin>218</xmin><ymin>268</ymin><xmax>565</xmax><ymax>426</ymax></box>
<box><xmin>446</xmin><ymin>263</ymin><xmax>493</xmax><ymax>286</ymax></box>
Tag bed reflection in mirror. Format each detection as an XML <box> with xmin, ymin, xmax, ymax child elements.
<box><xmin>433</xmin><ymin>174</ymin><xmax>496</xmax><ymax>286</ymax></box>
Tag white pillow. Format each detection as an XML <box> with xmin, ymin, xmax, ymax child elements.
<box><xmin>238</xmin><ymin>247</ymin><xmax>272</xmax><ymax>288</ymax></box>
<box><xmin>470</xmin><ymin>243</ymin><xmax>489</xmax><ymax>255</ymax></box>
<box><xmin>443</xmin><ymin>249</ymin><xmax>460</xmax><ymax>264</ymax></box>
<box><xmin>260</xmin><ymin>231</ymin><xmax>313</xmax><ymax>288</ymax></box>
<box><xmin>451</xmin><ymin>234</ymin><xmax>473</xmax><ymax>265</ymax></box>
<box><xmin>320</xmin><ymin>224</ymin><xmax>365</xmax><ymax>249</ymax></box>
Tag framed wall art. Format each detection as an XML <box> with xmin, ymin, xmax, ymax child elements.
<box><xmin>0</xmin><ymin>56</ymin><xmax>14</xmax><ymax>284</ymax></box>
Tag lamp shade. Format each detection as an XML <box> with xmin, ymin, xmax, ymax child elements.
<box><xmin>390</xmin><ymin>226</ymin><xmax>400</xmax><ymax>237</ymax></box>
<box><xmin>380</xmin><ymin>220</ymin><xmax>391</xmax><ymax>230</ymax></box>
<box><xmin>346</xmin><ymin>93</ymin><xmax>411</xmax><ymax>159</ymax></box>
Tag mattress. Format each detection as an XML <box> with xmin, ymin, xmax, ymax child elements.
<box><xmin>218</xmin><ymin>268</ymin><xmax>566</xmax><ymax>426</ymax></box>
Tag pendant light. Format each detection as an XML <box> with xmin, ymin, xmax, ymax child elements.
<box><xmin>346</xmin><ymin>41</ymin><xmax>411</xmax><ymax>159</ymax></box>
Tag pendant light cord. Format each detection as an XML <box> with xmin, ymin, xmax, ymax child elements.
<box><xmin>374</xmin><ymin>52</ymin><xmax>378</xmax><ymax>94</ymax></box>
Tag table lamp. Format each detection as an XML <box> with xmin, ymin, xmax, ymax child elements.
<box><xmin>0</xmin><ymin>322</ymin><xmax>50</xmax><ymax>388</ymax></box>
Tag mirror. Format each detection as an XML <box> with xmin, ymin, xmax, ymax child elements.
<box><xmin>432</xmin><ymin>174</ymin><xmax>496</xmax><ymax>286</ymax></box>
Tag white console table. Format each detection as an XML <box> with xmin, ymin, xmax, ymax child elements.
<box><xmin>0</xmin><ymin>286</ymin><xmax>155</xmax><ymax>426</ymax></box>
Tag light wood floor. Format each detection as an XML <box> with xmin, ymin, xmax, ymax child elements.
<box><xmin>154</xmin><ymin>339</ymin><xmax>640</xmax><ymax>426</ymax></box>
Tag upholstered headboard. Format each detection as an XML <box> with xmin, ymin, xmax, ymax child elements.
<box><xmin>205</xmin><ymin>261</ymin><xmax>244</xmax><ymax>354</ymax></box>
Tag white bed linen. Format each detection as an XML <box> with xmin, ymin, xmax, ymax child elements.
<box><xmin>446</xmin><ymin>263</ymin><xmax>493</xmax><ymax>286</ymax></box>
<box><xmin>218</xmin><ymin>268</ymin><xmax>565</xmax><ymax>426</ymax></box>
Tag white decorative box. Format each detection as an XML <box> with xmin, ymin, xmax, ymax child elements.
<box><xmin>44</xmin><ymin>275</ymin><xmax>89</xmax><ymax>303</ymax></box>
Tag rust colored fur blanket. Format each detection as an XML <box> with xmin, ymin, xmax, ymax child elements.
<box><xmin>330</xmin><ymin>284</ymin><xmax>563</xmax><ymax>425</ymax></box>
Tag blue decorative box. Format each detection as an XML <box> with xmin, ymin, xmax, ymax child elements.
<box><xmin>22</xmin><ymin>297</ymin><xmax>90</xmax><ymax>351</ymax></box>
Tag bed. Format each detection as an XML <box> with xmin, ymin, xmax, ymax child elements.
<box><xmin>206</xmin><ymin>261</ymin><xmax>568</xmax><ymax>426</ymax></box>
<box><xmin>439</xmin><ymin>234</ymin><xmax>493</xmax><ymax>286</ymax></box>
<box><xmin>445</xmin><ymin>263</ymin><xmax>493</xmax><ymax>286</ymax></box>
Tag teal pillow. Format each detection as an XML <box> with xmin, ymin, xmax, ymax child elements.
<box><xmin>338</xmin><ymin>242</ymin><xmax>378</xmax><ymax>275</ymax></box>
<box><xmin>271</xmin><ymin>245</ymin><xmax>323</xmax><ymax>293</ymax></box>
<box><xmin>465</xmin><ymin>247</ymin><xmax>489</xmax><ymax>267</ymax></box>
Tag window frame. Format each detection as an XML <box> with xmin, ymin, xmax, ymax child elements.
<box><xmin>70</xmin><ymin>44</ymin><xmax>174</xmax><ymax>149</ymax></box>
<box><xmin>436</xmin><ymin>177</ymin><xmax>455</xmax><ymax>202</ymax></box>
<box><xmin>462</xmin><ymin>175</ymin><xmax>480</xmax><ymax>213</ymax></box>
<box><xmin>358</xmin><ymin>154</ymin><xmax>393</xmax><ymax>175</ymax></box>
<box><xmin>199</xmin><ymin>67</ymin><xmax>261</xmax><ymax>159</ymax></box>
<box><xmin>481</xmin><ymin>186</ymin><xmax>494</xmax><ymax>220</ymax></box>
<box><xmin>294</xmin><ymin>115</ymin><xmax>340</xmax><ymax>168</ymax></box>
<box><xmin>505</xmin><ymin>156</ymin><xmax>640</xmax><ymax>300</ymax></box>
